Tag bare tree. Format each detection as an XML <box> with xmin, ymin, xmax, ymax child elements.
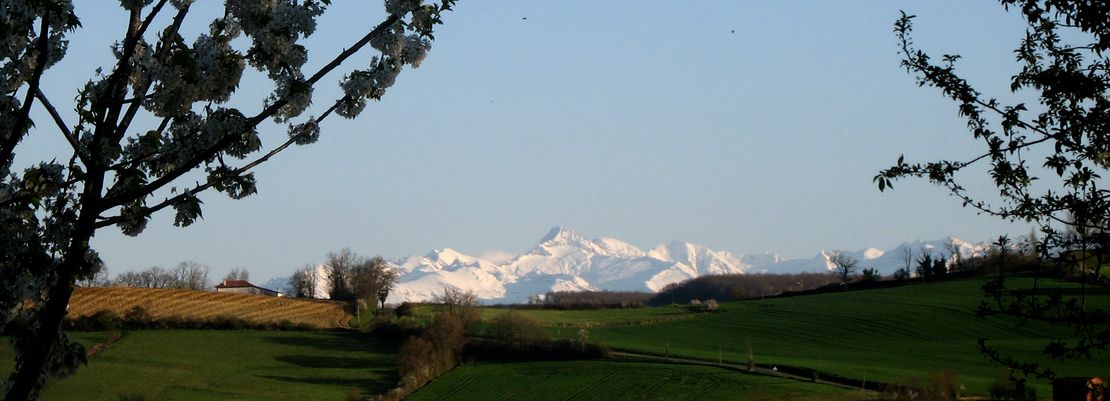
<box><xmin>433</xmin><ymin>286</ymin><xmax>479</xmax><ymax>327</ymax></box>
<box><xmin>829</xmin><ymin>251</ymin><xmax>858</xmax><ymax>291</ymax></box>
<box><xmin>171</xmin><ymin>262</ymin><xmax>209</xmax><ymax>290</ymax></box>
<box><xmin>223</xmin><ymin>267</ymin><xmax>250</xmax><ymax>282</ymax></box>
<box><xmin>326</xmin><ymin>248</ymin><xmax>359</xmax><ymax>301</ymax></box>
<box><xmin>288</xmin><ymin>264</ymin><xmax>320</xmax><ymax>298</ymax></box>
<box><xmin>901</xmin><ymin>246</ymin><xmax>914</xmax><ymax>276</ymax></box>
<box><xmin>113</xmin><ymin>263</ymin><xmax>206</xmax><ymax>289</ymax></box>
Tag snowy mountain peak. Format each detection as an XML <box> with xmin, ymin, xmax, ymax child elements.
<box><xmin>425</xmin><ymin>248</ymin><xmax>473</xmax><ymax>265</ymax></box>
<box><xmin>353</xmin><ymin>227</ymin><xmax>997</xmax><ymax>304</ymax></box>
<box><xmin>540</xmin><ymin>226</ymin><xmax>581</xmax><ymax>243</ymax></box>
<box><xmin>861</xmin><ymin>248</ymin><xmax>884</xmax><ymax>260</ymax></box>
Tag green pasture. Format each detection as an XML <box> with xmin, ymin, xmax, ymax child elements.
<box><xmin>485</xmin><ymin>278</ymin><xmax>1110</xmax><ymax>397</ymax></box>
<box><xmin>407</xmin><ymin>360</ymin><xmax>863</xmax><ymax>401</ymax></box>
<box><xmin>3</xmin><ymin>330</ymin><xmax>397</xmax><ymax>401</ymax></box>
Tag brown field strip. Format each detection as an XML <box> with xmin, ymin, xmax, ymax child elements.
<box><xmin>68</xmin><ymin>287</ymin><xmax>352</xmax><ymax>329</ymax></box>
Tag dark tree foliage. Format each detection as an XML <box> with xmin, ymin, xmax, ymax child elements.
<box><xmin>533</xmin><ymin>290</ymin><xmax>652</xmax><ymax>309</ymax></box>
<box><xmin>325</xmin><ymin>249</ymin><xmax>397</xmax><ymax>311</ymax></box>
<box><xmin>648</xmin><ymin>272</ymin><xmax>839</xmax><ymax>306</ymax></box>
<box><xmin>916</xmin><ymin>253</ymin><xmax>936</xmax><ymax>281</ymax></box>
<box><xmin>0</xmin><ymin>1</ymin><xmax>455</xmax><ymax>399</ymax></box>
<box><xmin>860</xmin><ymin>267</ymin><xmax>882</xmax><ymax>283</ymax></box>
<box><xmin>875</xmin><ymin>0</ymin><xmax>1110</xmax><ymax>382</ymax></box>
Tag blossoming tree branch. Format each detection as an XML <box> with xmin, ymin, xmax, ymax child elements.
<box><xmin>0</xmin><ymin>0</ymin><xmax>455</xmax><ymax>399</ymax></box>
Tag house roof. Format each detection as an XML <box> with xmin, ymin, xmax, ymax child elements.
<box><xmin>215</xmin><ymin>279</ymin><xmax>254</xmax><ymax>288</ymax></box>
<box><xmin>215</xmin><ymin>280</ymin><xmax>280</xmax><ymax>294</ymax></box>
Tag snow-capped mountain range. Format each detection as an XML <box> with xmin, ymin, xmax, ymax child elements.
<box><xmin>265</xmin><ymin>227</ymin><xmax>996</xmax><ymax>304</ymax></box>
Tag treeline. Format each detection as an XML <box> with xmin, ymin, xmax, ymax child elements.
<box><xmin>648</xmin><ymin>272</ymin><xmax>841</xmax><ymax>306</ymax></box>
<box><xmin>108</xmin><ymin>262</ymin><xmax>211</xmax><ymax>290</ymax></box>
<box><xmin>287</xmin><ymin>248</ymin><xmax>398</xmax><ymax>311</ymax></box>
<box><xmin>523</xmin><ymin>290</ymin><xmax>653</xmax><ymax>309</ymax></box>
<box><xmin>63</xmin><ymin>306</ymin><xmax>315</xmax><ymax>332</ymax></box>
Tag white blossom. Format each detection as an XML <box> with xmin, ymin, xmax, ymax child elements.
<box><xmin>384</xmin><ymin>0</ymin><xmax>421</xmax><ymax>15</ymax></box>
<box><xmin>370</xmin><ymin>21</ymin><xmax>406</xmax><ymax>57</ymax></box>
<box><xmin>401</xmin><ymin>35</ymin><xmax>431</xmax><ymax>68</ymax></box>
<box><xmin>288</xmin><ymin>119</ymin><xmax>320</xmax><ymax>145</ymax></box>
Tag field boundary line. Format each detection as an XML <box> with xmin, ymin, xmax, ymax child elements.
<box><xmin>84</xmin><ymin>331</ymin><xmax>127</xmax><ymax>358</ymax></box>
<box><xmin>609</xmin><ymin>351</ymin><xmax>877</xmax><ymax>391</ymax></box>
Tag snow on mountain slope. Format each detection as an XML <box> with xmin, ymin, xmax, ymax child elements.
<box><xmin>385</xmin><ymin>248</ymin><xmax>511</xmax><ymax>304</ymax></box>
<box><xmin>386</xmin><ymin>264</ymin><xmax>508</xmax><ymax>304</ymax></box>
<box><xmin>648</xmin><ymin>241</ymin><xmax>749</xmax><ymax>275</ymax></box>
<box><xmin>765</xmin><ymin>237</ymin><xmax>994</xmax><ymax>275</ymax></box>
<box><xmin>266</xmin><ymin>227</ymin><xmax>996</xmax><ymax>304</ymax></box>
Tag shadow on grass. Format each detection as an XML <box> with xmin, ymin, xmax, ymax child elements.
<box><xmin>261</xmin><ymin>332</ymin><xmax>398</xmax><ymax>353</ymax></box>
<box><xmin>274</xmin><ymin>355</ymin><xmax>374</xmax><ymax>369</ymax></box>
<box><xmin>258</xmin><ymin>374</ymin><xmax>395</xmax><ymax>395</ymax></box>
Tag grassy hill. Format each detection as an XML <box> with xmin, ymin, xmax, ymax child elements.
<box><xmin>68</xmin><ymin>287</ymin><xmax>352</xmax><ymax>329</ymax></box>
<box><xmin>466</xmin><ymin>277</ymin><xmax>1109</xmax><ymax>396</ymax></box>
<box><xmin>408</xmin><ymin>360</ymin><xmax>862</xmax><ymax>401</ymax></box>
<box><xmin>6</xmin><ymin>330</ymin><xmax>397</xmax><ymax>401</ymax></box>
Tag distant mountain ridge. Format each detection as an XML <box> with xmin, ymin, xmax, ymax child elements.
<box><xmin>376</xmin><ymin>227</ymin><xmax>993</xmax><ymax>304</ymax></box>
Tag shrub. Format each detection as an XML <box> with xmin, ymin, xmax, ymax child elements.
<box><xmin>485</xmin><ymin>313</ymin><xmax>550</xmax><ymax>345</ymax></box>
<box><xmin>395</xmin><ymin>302</ymin><xmax>417</xmax><ymax>317</ymax></box>
<box><xmin>704</xmin><ymin>299</ymin><xmax>720</xmax><ymax>312</ymax></box>
<box><xmin>882</xmin><ymin>371</ymin><xmax>962</xmax><ymax>401</ymax></box>
<box><xmin>989</xmin><ymin>375</ymin><xmax>1038</xmax><ymax>401</ymax></box>
<box><xmin>370</xmin><ymin>316</ymin><xmax>424</xmax><ymax>341</ymax></box>
<box><xmin>63</xmin><ymin>309</ymin><xmax>121</xmax><ymax>331</ymax></box>
<box><xmin>381</xmin><ymin>314</ymin><xmax>469</xmax><ymax>401</ymax></box>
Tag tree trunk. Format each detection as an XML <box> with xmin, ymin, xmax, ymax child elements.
<box><xmin>4</xmin><ymin>267</ymin><xmax>79</xmax><ymax>401</ymax></box>
<box><xmin>6</xmin><ymin>169</ymin><xmax>104</xmax><ymax>401</ymax></box>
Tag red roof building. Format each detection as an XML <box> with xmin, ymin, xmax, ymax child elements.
<box><xmin>215</xmin><ymin>280</ymin><xmax>282</xmax><ymax>297</ymax></box>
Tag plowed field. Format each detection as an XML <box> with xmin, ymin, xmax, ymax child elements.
<box><xmin>68</xmin><ymin>287</ymin><xmax>351</xmax><ymax>329</ymax></box>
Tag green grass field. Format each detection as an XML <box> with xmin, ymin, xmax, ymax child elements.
<box><xmin>3</xmin><ymin>277</ymin><xmax>1106</xmax><ymax>400</ymax></box>
<box><xmin>408</xmin><ymin>360</ymin><xmax>863</xmax><ymax>401</ymax></box>
<box><xmin>475</xmin><ymin>278</ymin><xmax>1110</xmax><ymax>397</ymax></box>
<box><xmin>6</xmin><ymin>330</ymin><xmax>398</xmax><ymax>401</ymax></box>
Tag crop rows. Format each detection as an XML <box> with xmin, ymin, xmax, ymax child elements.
<box><xmin>67</xmin><ymin>287</ymin><xmax>351</xmax><ymax>329</ymax></box>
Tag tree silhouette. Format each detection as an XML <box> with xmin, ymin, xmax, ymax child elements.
<box><xmin>875</xmin><ymin>0</ymin><xmax>1110</xmax><ymax>383</ymax></box>
<box><xmin>0</xmin><ymin>1</ymin><xmax>455</xmax><ymax>399</ymax></box>
<box><xmin>829</xmin><ymin>250</ymin><xmax>858</xmax><ymax>291</ymax></box>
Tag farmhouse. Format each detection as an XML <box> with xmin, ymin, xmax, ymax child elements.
<box><xmin>215</xmin><ymin>279</ymin><xmax>282</xmax><ymax>297</ymax></box>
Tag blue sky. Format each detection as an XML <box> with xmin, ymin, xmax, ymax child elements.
<box><xmin>23</xmin><ymin>1</ymin><xmax>1036</xmax><ymax>282</ymax></box>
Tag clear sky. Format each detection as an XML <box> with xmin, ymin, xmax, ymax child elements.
<box><xmin>22</xmin><ymin>1</ymin><xmax>1037</xmax><ymax>283</ymax></box>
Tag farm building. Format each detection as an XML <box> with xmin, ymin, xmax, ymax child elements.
<box><xmin>215</xmin><ymin>279</ymin><xmax>282</xmax><ymax>297</ymax></box>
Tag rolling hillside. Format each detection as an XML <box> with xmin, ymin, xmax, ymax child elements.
<box><xmin>462</xmin><ymin>277</ymin><xmax>1109</xmax><ymax>397</ymax></box>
